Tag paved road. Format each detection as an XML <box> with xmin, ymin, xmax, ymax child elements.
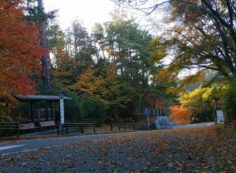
<box><xmin>0</xmin><ymin>122</ymin><xmax>214</xmax><ymax>155</ymax></box>
<box><xmin>0</xmin><ymin>131</ymin><xmax>144</xmax><ymax>155</ymax></box>
<box><xmin>0</xmin><ymin>125</ymin><xmax>235</xmax><ymax>173</ymax></box>
<box><xmin>173</xmin><ymin>122</ymin><xmax>215</xmax><ymax>129</ymax></box>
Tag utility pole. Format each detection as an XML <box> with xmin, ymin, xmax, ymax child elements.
<box><xmin>38</xmin><ymin>0</ymin><xmax>50</xmax><ymax>89</ymax></box>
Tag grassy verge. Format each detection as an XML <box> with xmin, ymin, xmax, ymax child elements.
<box><xmin>223</xmin><ymin>127</ymin><xmax>236</xmax><ymax>151</ymax></box>
<box><xmin>215</xmin><ymin>124</ymin><xmax>236</xmax><ymax>151</ymax></box>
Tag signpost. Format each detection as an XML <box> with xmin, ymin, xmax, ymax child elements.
<box><xmin>59</xmin><ymin>93</ymin><xmax>65</xmax><ymax>124</ymax></box>
<box><xmin>216</xmin><ymin>110</ymin><xmax>224</xmax><ymax>123</ymax></box>
<box><xmin>144</xmin><ymin>108</ymin><xmax>150</xmax><ymax>131</ymax></box>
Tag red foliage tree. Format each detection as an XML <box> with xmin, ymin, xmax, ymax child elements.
<box><xmin>0</xmin><ymin>0</ymin><xmax>45</xmax><ymax>101</ymax></box>
<box><xmin>170</xmin><ymin>105</ymin><xmax>192</xmax><ymax>125</ymax></box>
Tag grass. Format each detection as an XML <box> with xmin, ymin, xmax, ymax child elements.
<box><xmin>223</xmin><ymin>127</ymin><xmax>236</xmax><ymax>151</ymax></box>
<box><xmin>215</xmin><ymin>123</ymin><xmax>236</xmax><ymax>151</ymax></box>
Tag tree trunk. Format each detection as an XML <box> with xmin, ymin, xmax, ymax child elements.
<box><xmin>38</xmin><ymin>0</ymin><xmax>51</xmax><ymax>89</ymax></box>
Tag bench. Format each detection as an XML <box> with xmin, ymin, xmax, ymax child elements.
<box><xmin>62</xmin><ymin>123</ymin><xmax>96</xmax><ymax>135</ymax></box>
<box><xmin>39</xmin><ymin>121</ymin><xmax>56</xmax><ymax>130</ymax></box>
<box><xmin>0</xmin><ymin>122</ymin><xmax>19</xmax><ymax>137</ymax></box>
<box><xmin>0</xmin><ymin>122</ymin><xmax>38</xmax><ymax>137</ymax></box>
<box><xmin>19</xmin><ymin>122</ymin><xmax>38</xmax><ymax>134</ymax></box>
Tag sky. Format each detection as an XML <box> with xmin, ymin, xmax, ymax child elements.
<box><xmin>44</xmin><ymin>0</ymin><xmax>117</xmax><ymax>31</ymax></box>
<box><xmin>43</xmin><ymin>0</ymin><xmax>164</xmax><ymax>34</ymax></box>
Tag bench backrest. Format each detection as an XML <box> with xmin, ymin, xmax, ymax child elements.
<box><xmin>40</xmin><ymin>121</ymin><xmax>55</xmax><ymax>127</ymax></box>
<box><xmin>19</xmin><ymin>123</ymin><xmax>35</xmax><ymax>130</ymax></box>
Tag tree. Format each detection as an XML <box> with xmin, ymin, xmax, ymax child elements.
<box><xmin>116</xmin><ymin>0</ymin><xmax>236</xmax><ymax>122</ymax></box>
<box><xmin>93</xmin><ymin>13</ymin><xmax>155</xmax><ymax>115</ymax></box>
<box><xmin>0</xmin><ymin>0</ymin><xmax>44</xmax><ymax>119</ymax></box>
<box><xmin>170</xmin><ymin>105</ymin><xmax>191</xmax><ymax>125</ymax></box>
<box><xmin>66</xmin><ymin>20</ymin><xmax>97</xmax><ymax>76</ymax></box>
<box><xmin>72</xmin><ymin>61</ymin><xmax>127</xmax><ymax>122</ymax></box>
<box><xmin>224</xmin><ymin>80</ymin><xmax>236</xmax><ymax>123</ymax></box>
<box><xmin>47</xmin><ymin>24</ymin><xmax>73</xmax><ymax>92</ymax></box>
<box><xmin>24</xmin><ymin>0</ymin><xmax>56</xmax><ymax>90</ymax></box>
<box><xmin>73</xmin><ymin>68</ymin><xmax>107</xmax><ymax>98</ymax></box>
<box><xmin>115</xmin><ymin>0</ymin><xmax>236</xmax><ymax>79</ymax></box>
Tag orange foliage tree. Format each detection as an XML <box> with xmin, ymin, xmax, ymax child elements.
<box><xmin>73</xmin><ymin>68</ymin><xmax>108</xmax><ymax>100</ymax></box>
<box><xmin>170</xmin><ymin>105</ymin><xmax>191</xmax><ymax>125</ymax></box>
<box><xmin>0</xmin><ymin>0</ymin><xmax>44</xmax><ymax>102</ymax></box>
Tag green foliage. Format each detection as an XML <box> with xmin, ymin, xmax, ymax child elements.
<box><xmin>66</xmin><ymin>20</ymin><xmax>97</xmax><ymax>75</ymax></box>
<box><xmin>113</xmin><ymin>0</ymin><xmax>236</xmax><ymax>123</ymax></box>
<box><xmin>24</xmin><ymin>0</ymin><xmax>56</xmax><ymax>24</ymax></box>
<box><xmin>64</xmin><ymin>92</ymin><xmax>106</xmax><ymax>124</ymax></box>
<box><xmin>224</xmin><ymin>80</ymin><xmax>236</xmax><ymax>123</ymax></box>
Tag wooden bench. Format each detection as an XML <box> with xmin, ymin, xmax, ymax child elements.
<box><xmin>0</xmin><ymin>122</ymin><xmax>19</xmax><ymax>137</ymax></box>
<box><xmin>62</xmin><ymin>123</ymin><xmax>96</xmax><ymax>135</ymax></box>
<box><xmin>39</xmin><ymin>121</ymin><xmax>57</xmax><ymax>131</ymax></box>
<box><xmin>0</xmin><ymin>122</ymin><xmax>39</xmax><ymax>137</ymax></box>
<box><xmin>19</xmin><ymin>122</ymin><xmax>38</xmax><ymax>134</ymax></box>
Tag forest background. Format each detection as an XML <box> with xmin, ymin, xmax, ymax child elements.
<box><xmin>0</xmin><ymin>0</ymin><xmax>235</xmax><ymax>125</ymax></box>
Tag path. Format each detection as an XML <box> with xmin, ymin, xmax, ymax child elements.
<box><xmin>0</xmin><ymin>122</ymin><xmax>214</xmax><ymax>155</ymax></box>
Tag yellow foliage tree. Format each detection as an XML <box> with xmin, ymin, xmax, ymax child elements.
<box><xmin>73</xmin><ymin>68</ymin><xmax>108</xmax><ymax>100</ymax></box>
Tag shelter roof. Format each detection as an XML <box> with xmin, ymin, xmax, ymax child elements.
<box><xmin>15</xmin><ymin>95</ymin><xmax>72</xmax><ymax>102</ymax></box>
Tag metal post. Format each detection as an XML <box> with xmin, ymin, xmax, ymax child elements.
<box><xmin>144</xmin><ymin>108</ymin><xmax>150</xmax><ymax>131</ymax></box>
<box><xmin>46</xmin><ymin>105</ymin><xmax>49</xmax><ymax>121</ymax></box>
<box><xmin>147</xmin><ymin>113</ymin><xmax>150</xmax><ymax>131</ymax></box>
<box><xmin>110</xmin><ymin>124</ymin><xmax>113</xmax><ymax>132</ymax></box>
<box><xmin>93</xmin><ymin>127</ymin><xmax>96</xmax><ymax>134</ymax></box>
<box><xmin>59</xmin><ymin>93</ymin><xmax>65</xmax><ymax>125</ymax></box>
<box><xmin>30</xmin><ymin>102</ymin><xmax>33</xmax><ymax>122</ymax></box>
<box><xmin>50</xmin><ymin>102</ymin><xmax>53</xmax><ymax>120</ymax></box>
<box><xmin>81</xmin><ymin>127</ymin><xmax>84</xmax><ymax>134</ymax></box>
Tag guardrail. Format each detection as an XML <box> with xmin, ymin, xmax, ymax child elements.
<box><xmin>0</xmin><ymin>122</ymin><xmax>147</xmax><ymax>138</ymax></box>
<box><xmin>0</xmin><ymin>122</ymin><xmax>19</xmax><ymax>137</ymax></box>
<box><xmin>110</xmin><ymin>123</ymin><xmax>145</xmax><ymax>132</ymax></box>
<box><xmin>61</xmin><ymin>123</ymin><xmax>96</xmax><ymax>136</ymax></box>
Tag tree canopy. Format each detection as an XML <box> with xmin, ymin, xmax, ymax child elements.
<box><xmin>2</xmin><ymin>0</ymin><xmax>235</xmax><ymax>123</ymax></box>
<box><xmin>0</xmin><ymin>0</ymin><xmax>44</xmax><ymax>101</ymax></box>
<box><xmin>115</xmin><ymin>0</ymin><xmax>236</xmax><ymax>79</ymax></box>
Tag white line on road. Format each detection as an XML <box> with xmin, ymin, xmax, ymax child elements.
<box><xmin>0</xmin><ymin>145</ymin><xmax>24</xmax><ymax>151</ymax></box>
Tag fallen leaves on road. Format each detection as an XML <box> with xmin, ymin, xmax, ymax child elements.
<box><xmin>0</xmin><ymin>127</ymin><xmax>235</xmax><ymax>172</ymax></box>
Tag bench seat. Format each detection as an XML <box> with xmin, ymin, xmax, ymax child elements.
<box><xmin>39</xmin><ymin>121</ymin><xmax>56</xmax><ymax>131</ymax></box>
<box><xmin>19</xmin><ymin>123</ymin><xmax>36</xmax><ymax>130</ymax></box>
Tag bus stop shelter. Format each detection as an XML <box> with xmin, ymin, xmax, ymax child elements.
<box><xmin>15</xmin><ymin>94</ymin><xmax>72</xmax><ymax>125</ymax></box>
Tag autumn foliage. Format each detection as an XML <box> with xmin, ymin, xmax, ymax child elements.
<box><xmin>0</xmin><ymin>0</ymin><xmax>44</xmax><ymax>101</ymax></box>
<box><xmin>74</xmin><ymin>68</ymin><xmax>107</xmax><ymax>97</ymax></box>
<box><xmin>170</xmin><ymin>105</ymin><xmax>191</xmax><ymax>125</ymax></box>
